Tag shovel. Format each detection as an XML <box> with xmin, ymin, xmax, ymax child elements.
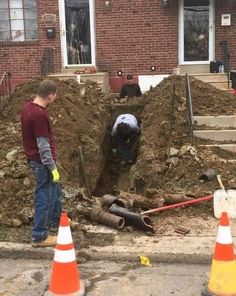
<box><xmin>214</xmin><ymin>175</ymin><xmax>236</xmax><ymax>219</ymax></box>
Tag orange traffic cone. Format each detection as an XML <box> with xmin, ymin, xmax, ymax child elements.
<box><xmin>48</xmin><ymin>213</ymin><xmax>85</xmax><ymax>296</ymax></box>
<box><xmin>208</xmin><ymin>212</ymin><xmax>236</xmax><ymax>296</ymax></box>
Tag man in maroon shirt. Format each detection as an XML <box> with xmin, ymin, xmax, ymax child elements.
<box><xmin>20</xmin><ymin>80</ymin><xmax>61</xmax><ymax>247</ymax></box>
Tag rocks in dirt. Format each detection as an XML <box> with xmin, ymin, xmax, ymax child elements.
<box><xmin>167</xmin><ymin>157</ymin><xmax>179</xmax><ymax>167</ymax></box>
<box><xmin>168</xmin><ymin>147</ymin><xmax>179</xmax><ymax>157</ymax></box>
<box><xmin>11</xmin><ymin>218</ymin><xmax>23</xmax><ymax>227</ymax></box>
<box><xmin>23</xmin><ymin>177</ymin><xmax>31</xmax><ymax>186</ymax></box>
<box><xmin>18</xmin><ymin>207</ymin><xmax>34</xmax><ymax>224</ymax></box>
<box><xmin>0</xmin><ymin>170</ymin><xmax>5</xmax><ymax>179</ymax></box>
<box><xmin>6</xmin><ymin>148</ymin><xmax>18</xmax><ymax>163</ymax></box>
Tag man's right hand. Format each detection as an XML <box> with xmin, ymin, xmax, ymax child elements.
<box><xmin>112</xmin><ymin>148</ymin><xmax>117</xmax><ymax>155</ymax></box>
<box><xmin>51</xmin><ymin>168</ymin><xmax>60</xmax><ymax>183</ymax></box>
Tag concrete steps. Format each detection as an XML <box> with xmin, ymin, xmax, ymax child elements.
<box><xmin>193</xmin><ymin>115</ymin><xmax>236</xmax><ymax>155</ymax></box>
<box><xmin>47</xmin><ymin>72</ymin><xmax>110</xmax><ymax>94</ymax></box>
<box><xmin>193</xmin><ymin>115</ymin><xmax>236</xmax><ymax>128</ymax></box>
<box><xmin>194</xmin><ymin>129</ymin><xmax>236</xmax><ymax>142</ymax></box>
<box><xmin>191</xmin><ymin>73</ymin><xmax>232</xmax><ymax>91</ymax></box>
<box><xmin>200</xmin><ymin>144</ymin><xmax>236</xmax><ymax>153</ymax></box>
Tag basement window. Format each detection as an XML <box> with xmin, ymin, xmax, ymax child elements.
<box><xmin>0</xmin><ymin>0</ymin><xmax>38</xmax><ymax>42</ymax></box>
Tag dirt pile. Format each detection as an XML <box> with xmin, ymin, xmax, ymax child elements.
<box><xmin>0</xmin><ymin>74</ymin><xmax>236</xmax><ymax>227</ymax></box>
<box><xmin>191</xmin><ymin>78</ymin><xmax>236</xmax><ymax>115</ymax></box>
<box><xmin>131</xmin><ymin>75</ymin><xmax>236</xmax><ymax>196</ymax></box>
<box><xmin>0</xmin><ymin>78</ymin><xmax>113</xmax><ymax>224</ymax></box>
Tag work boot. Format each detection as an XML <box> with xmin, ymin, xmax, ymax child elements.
<box><xmin>31</xmin><ymin>235</ymin><xmax>57</xmax><ymax>248</ymax></box>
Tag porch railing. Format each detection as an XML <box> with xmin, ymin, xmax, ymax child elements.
<box><xmin>0</xmin><ymin>72</ymin><xmax>12</xmax><ymax>113</ymax></box>
<box><xmin>185</xmin><ymin>74</ymin><xmax>194</xmax><ymax>141</ymax></box>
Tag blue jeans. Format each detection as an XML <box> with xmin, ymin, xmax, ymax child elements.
<box><xmin>29</xmin><ymin>161</ymin><xmax>62</xmax><ymax>242</ymax></box>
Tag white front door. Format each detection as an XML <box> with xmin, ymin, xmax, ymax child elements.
<box><xmin>59</xmin><ymin>0</ymin><xmax>95</xmax><ymax>67</ymax></box>
<box><xmin>179</xmin><ymin>0</ymin><xmax>215</xmax><ymax>65</ymax></box>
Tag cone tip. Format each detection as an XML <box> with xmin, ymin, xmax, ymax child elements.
<box><xmin>60</xmin><ymin>212</ymin><xmax>70</xmax><ymax>226</ymax></box>
<box><xmin>220</xmin><ymin>212</ymin><xmax>229</xmax><ymax>226</ymax></box>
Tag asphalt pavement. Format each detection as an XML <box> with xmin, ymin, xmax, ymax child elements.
<box><xmin>0</xmin><ymin>259</ymin><xmax>210</xmax><ymax>296</ymax></box>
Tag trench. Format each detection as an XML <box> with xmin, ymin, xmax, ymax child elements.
<box><xmin>94</xmin><ymin>103</ymin><xmax>143</xmax><ymax>197</ymax></box>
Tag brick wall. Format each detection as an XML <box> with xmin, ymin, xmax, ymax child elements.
<box><xmin>95</xmin><ymin>0</ymin><xmax>179</xmax><ymax>77</ymax></box>
<box><xmin>1</xmin><ymin>0</ymin><xmax>235</xmax><ymax>90</ymax></box>
<box><xmin>0</xmin><ymin>0</ymin><xmax>62</xmax><ymax>88</ymax></box>
<box><xmin>215</xmin><ymin>0</ymin><xmax>236</xmax><ymax>70</ymax></box>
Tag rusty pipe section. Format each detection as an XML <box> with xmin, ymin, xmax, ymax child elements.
<box><xmin>102</xmin><ymin>194</ymin><xmax>126</xmax><ymax>208</ymax></box>
<box><xmin>109</xmin><ymin>204</ymin><xmax>154</xmax><ymax>233</ymax></box>
<box><xmin>76</xmin><ymin>205</ymin><xmax>125</xmax><ymax>230</ymax></box>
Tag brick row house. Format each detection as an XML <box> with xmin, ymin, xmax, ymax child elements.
<box><xmin>0</xmin><ymin>0</ymin><xmax>235</xmax><ymax>92</ymax></box>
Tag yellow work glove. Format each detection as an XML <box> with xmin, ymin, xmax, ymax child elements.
<box><xmin>51</xmin><ymin>168</ymin><xmax>60</xmax><ymax>183</ymax></box>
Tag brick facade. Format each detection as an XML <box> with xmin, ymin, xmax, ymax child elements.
<box><xmin>95</xmin><ymin>0</ymin><xmax>179</xmax><ymax>76</ymax></box>
<box><xmin>0</xmin><ymin>0</ymin><xmax>61</xmax><ymax>88</ymax></box>
<box><xmin>0</xmin><ymin>0</ymin><xmax>235</xmax><ymax>89</ymax></box>
<box><xmin>215</xmin><ymin>0</ymin><xmax>236</xmax><ymax>69</ymax></box>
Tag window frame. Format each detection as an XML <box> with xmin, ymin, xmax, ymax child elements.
<box><xmin>0</xmin><ymin>0</ymin><xmax>39</xmax><ymax>43</ymax></box>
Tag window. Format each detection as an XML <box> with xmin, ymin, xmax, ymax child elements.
<box><xmin>184</xmin><ymin>0</ymin><xmax>209</xmax><ymax>61</ymax></box>
<box><xmin>65</xmin><ymin>0</ymin><xmax>92</xmax><ymax>64</ymax></box>
<box><xmin>0</xmin><ymin>0</ymin><xmax>38</xmax><ymax>42</ymax></box>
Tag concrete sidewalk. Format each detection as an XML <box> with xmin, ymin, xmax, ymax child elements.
<box><xmin>0</xmin><ymin>235</ymin><xmax>227</xmax><ymax>264</ymax></box>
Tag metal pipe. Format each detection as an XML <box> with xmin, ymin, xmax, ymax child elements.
<box><xmin>76</xmin><ymin>205</ymin><xmax>125</xmax><ymax>230</ymax></box>
<box><xmin>109</xmin><ymin>204</ymin><xmax>154</xmax><ymax>232</ymax></box>
<box><xmin>102</xmin><ymin>194</ymin><xmax>126</xmax><ymax>208</ymax></box>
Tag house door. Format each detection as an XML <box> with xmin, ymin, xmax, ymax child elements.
<box><xmin>59</xmin><ymin>0</ymin><xmax>95</xmax><ymax>66</ymax></box>
<box><xmin>179</xmin><ymin>0</ymin><xmax>215</xmax><ymax>64</ymax></box>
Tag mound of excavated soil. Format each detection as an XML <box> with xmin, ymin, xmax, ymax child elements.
<box><xmin>0</xmin><ymin>78</ymin><xmax>113</xmax><ymax>225</ymax></box>
<box><xmin>0</xmin><ymin>75</ymin><xmax>236</xmax><ymax>227</ymax></box>
<box><xmin>191</xmin><ymin>78</ymin><xmax>236</xmax><ymax>115</ymax></box>
<box><xmin>131</xmin><ymin>75</ymin><xmax>236</xmax><ymax>195</ymax></box>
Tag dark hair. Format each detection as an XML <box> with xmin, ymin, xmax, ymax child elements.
<box><xmin>127</xmin><ymin>75</ymin><xmax>133</xmax><ymax>80</ymax></box>
<box><xmin>37</xmin><ymin>80</ymin><xmax>57</xmax><ymax>98</ymax></box>
<box><xmin>116</xmin><ymin>122</ymin><xmax>131</xmax><ymax>140</ymax></box>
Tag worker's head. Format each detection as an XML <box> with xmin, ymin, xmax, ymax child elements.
<box><xmin>127</xmin><ymin>75</ymin><xmax>133</xmax><ymax>85</ymax></box>
<box><xmin>116</xmin><ymin>122</ymin><xmax>131</xmax><ymax>140</ymax></box>
<box><xmin>37</xmin><ymin>80</ymin><xmax>57</xmax><ymax>104</ymax></box>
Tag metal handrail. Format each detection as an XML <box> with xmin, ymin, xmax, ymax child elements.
<box><xmin>185</xmin><ymin>74</ymin><xmax>194</xmax><ymax>140</ymax></box>
<box><xmin>0</xmin><ymin>72</ymin><xmax>12</xmax><ymax>112</ymax></box>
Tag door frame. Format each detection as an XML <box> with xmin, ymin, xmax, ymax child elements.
<box><xmin>58</xmin><ymin>0</ymin><xmax>96</xmax><ymax>67</ymax></box>
<box><xmin>178</xmin><ymin>0</ymin><xmax>215</xmax><ymax>65</ymax></box>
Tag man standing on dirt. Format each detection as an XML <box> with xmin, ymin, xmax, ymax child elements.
<box><xmin>120</xmin><ymin>75</ymin><xmax>142</xmax><ymax>99</ymax></box>
<box><xmin>111</xmin><ymin>114</ymin><xmax>140</xmax><ymax>164</ymax></box>
<box><xmin>20</xmin><ymin>80</ymin><xmax>61</xmax><ymax>248</ymax></box>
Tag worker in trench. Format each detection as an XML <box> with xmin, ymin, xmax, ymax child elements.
<box><xmin>20</xmin><ymin>80</ymin><xmax>61</xmax><ymax>248</ymax></box>
<box><xmin>111</xmin><ymin>114</ymin><xmax>140</xmax><ymax>165</ymax></box>
<box><xmin>120</xmin><ymin>75</ymin><xmax>142</xmax><ymax>99</ymax></box>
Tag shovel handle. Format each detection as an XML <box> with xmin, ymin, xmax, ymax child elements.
<box><xmin>216</xmin><ymin>175</ymin><xmax>227</xmax><ymax>194</ymax></box>
<box><xmin>141</xmin><ymin>195</ymin><xmax>213</xmax><ymax>215</ymax></box>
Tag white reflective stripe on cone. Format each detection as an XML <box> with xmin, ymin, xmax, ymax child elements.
<box><xmin>54</xmin><ymin>248</ymin><xmax>76</xmax><ymax>263</ymax></box>
<box><xmin>57</xmin><ymin>226</ymin><xmax>73</xmax><ymax>245</ymax></box>
<box><xmin>216</xmin><ymin>226</ymin><xmax>233</xmax><ymax>244</ymax></box>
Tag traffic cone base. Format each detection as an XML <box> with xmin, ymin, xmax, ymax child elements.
<box><xmin>208</xmin><ymin>260</ymin><xmax>236</xmax><ymax>296</ymax></box>
<box><xmin>47</xmin><ymin>280</ymin><xmax>85</xmax><ymax>296</ymax></box>
<box><xmin>48</xmin><ymin>213</ymin><xmax>85</xmax><ymax>296</ymax></box>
